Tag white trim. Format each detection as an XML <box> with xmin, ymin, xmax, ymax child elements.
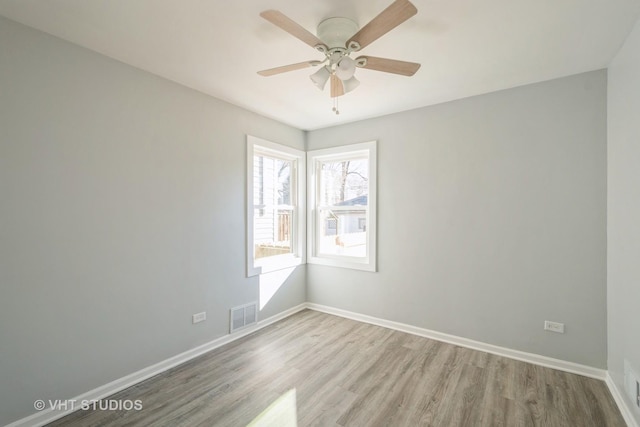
<box><xmin>606</xmin><ymin>372</ymin><xmax>640</xmax><ymax>427</ymax></box>
<box><xmin>6</xmin><ymin>304</ymin><xmax>308</xmax><ymax>427</ymax></box>
<box><xmin>306</xmin><ymin>303</ymin><xmax>607</xmax><ymax>380</ymax></box>
<box><xmin>246</xmin><ymin>135</ymin><xmax>305</xmax><ymax>277</ymax></box>
<box><xmin>307</xmin><ymin>141</ymin><xmax>377</xmax><ymax>272</ymax></box>
<box><xmin>9</xmin><ymin>302</ymin><xmax>629</xmax><ymax>427</ymax></box>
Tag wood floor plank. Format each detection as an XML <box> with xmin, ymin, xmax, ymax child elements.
<box><xmin>47</xmin><ymin>310</ymin><xmax>626</xmax><ymax>427</ymax></box>
<box><xmin>478</xmin><ymin>355</ymin><xmax>515</xmax><ymax>426</ymax></box>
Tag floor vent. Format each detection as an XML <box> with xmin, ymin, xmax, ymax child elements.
<box><xmin>230</xmin><ymin>302</ymin><xmax>257</xmax><ymax>333</ymax></box>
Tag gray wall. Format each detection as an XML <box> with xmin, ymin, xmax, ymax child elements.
<box><xmin>0</xmin><ymin>11</ymin><xmax>621</xmax><ymax>426</ymax></box>
<box><xmin>608</xmin><ymin>17</ymin><xmax>640</xmax><ymax>425</ymax></box>
<box><xmin>0</xmin><ymin>17</ymin><xmax>305</xmax><ymax>425</ymax></box>
<box><xmin>307</xmin><ymin>70</ymin><xmax>608</xmax><ymax>368</ymax></box>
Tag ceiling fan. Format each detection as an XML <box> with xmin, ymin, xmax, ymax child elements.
<box><xmin>258</xmin><ymin>0</ymin><xmax>421</xmax><ymax>114</ymax></box>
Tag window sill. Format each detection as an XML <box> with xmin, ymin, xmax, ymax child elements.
<box><xmin>307</xmin><ymin>255</ymin><xmax>376</xmax><ymax>272</ymax></box>
<box><xmin>248</xmin><ymin>254</ymin><xmax>304</xmax><ymax>277</ymax></box>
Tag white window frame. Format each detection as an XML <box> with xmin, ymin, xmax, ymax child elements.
<box><xmin>247</xmin><ymin>136</ymin><xmax>305</xmax><ymax>277</ymax></box>
<box><xmin>307</xmin><ymin>141</ymin><xmax>377</xmax><ymax>272</ymax></box>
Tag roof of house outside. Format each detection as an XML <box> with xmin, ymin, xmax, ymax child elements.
<box><xmin>336</xmin><ymin>195</ymin><xmax>367</xmax><ymax>206</ymax></box>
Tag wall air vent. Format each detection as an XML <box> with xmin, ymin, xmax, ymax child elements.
<box><xmin>230</xmin><ymin>302</ymin><xmax>258</xmax><ymax>333</ymax></box>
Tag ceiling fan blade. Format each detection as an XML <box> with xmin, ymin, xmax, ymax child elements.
<box><xmin>260</xmin><ymin>10</ymin><xmax>326</xmax><ymax>50</ymax></box>
<box><xmin>347</xmin><ymin>0</ymin><xmax>417</xmax><ymax>51</ymax></box>
<box><xmin>258</xmin><ymin>61</ymin><xmax>318</xmax><ymax>77</ymax></box>
<box><xmin>330</xmin><ymin>74</ymin><xmax>345</xmax><ymax>97</ymax></box>
<box><xmin>357</xmin><ymin>56</ymin><xmax>421</xmax><ymax>76</ymax></box>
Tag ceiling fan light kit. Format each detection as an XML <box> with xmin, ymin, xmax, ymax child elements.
<box><xmin>310</xmin><ymin>66</ymin><xmax>331</xmax><ymax>90</ymax></box>
<box><xmin>342</xmin><ymin>76</ymin><xmax>360</xmax><ymax>92</ymax></box>
<box><xmin>258</xmin><ymin>0</ymin><xmax>421</xmax><ymax>114</ymax></box>
<box><xmin>335</xmin><ymin>55</ymin><xmax>357</xmax><ymax>80</ymax></box>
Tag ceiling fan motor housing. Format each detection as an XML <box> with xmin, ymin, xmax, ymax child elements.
<box><xmin>317</xmin><ymin>17</ymin><xmax>359</xmax><ymax>49</ymax></box>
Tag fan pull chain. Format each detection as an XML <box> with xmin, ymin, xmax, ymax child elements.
<box><xmin>332</xmin><ymin>97</ymin><xmax>340</xmax><ymax>115</ymax></box>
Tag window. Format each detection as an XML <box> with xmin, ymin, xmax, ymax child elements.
<box><xmin>307</xmin><ymin>141</ymin><xmax>377</xmax><ymax>271</ymax></box>
<box><xmin>247</xmin><ymin>136</ymin><xmax>305</xmax><ymax>276</ymax></box>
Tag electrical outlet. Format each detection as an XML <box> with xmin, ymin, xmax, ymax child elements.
<box><xmin>192</xmin><ymin>312</ymin><xmax>206</xmax><ymax>324</ymax></box>
<box><xmin>544</xmin><ymin>321</ymin><xmax>565</xmax><ymax>333</ymax></box>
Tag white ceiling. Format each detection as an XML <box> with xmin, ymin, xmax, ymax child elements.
<box><xmin>1</xmin><ymin>0</ymin><xmax>639</xmax><ymax>130</ymax></box>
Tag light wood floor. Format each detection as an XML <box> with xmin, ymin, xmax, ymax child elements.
<box><xmin>48</xmin><ymin>310</ymin><xmax>625</xmax><ymax>426</ymax></box>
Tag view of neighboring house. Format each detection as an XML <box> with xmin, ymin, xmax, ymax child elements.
<box><xmin>253</xmin><ymin>153</ymin><xmax>292</xmax><ymax>258</ymax></box>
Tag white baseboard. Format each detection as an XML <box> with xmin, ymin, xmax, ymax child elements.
<box><xmin>606</xmin><ymin>373</ymin><xmax>640</xmax><ymax>427</ymax></box>
<box><xmin>5</xmin><ymin>303</ymin><xmax>307</xmax><ymax>427</ymax></box>
<box><xmin>306</xmin><ymin>303</ymin><xmax>607</xmax><ymax>380</ymax></box>
<box><xmin>9</xmin><ymin>302</ymin><xmax>629</xmax><ymax>427</ymax></box>
<box><xmin>308</xmin><ymin>303</ymin><xmax>640</xmax><ymax>424</ymax></box>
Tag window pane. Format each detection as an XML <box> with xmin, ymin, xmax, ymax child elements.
<box><xmin>277</xmin><ymin>160</ymin><xmax>291</xmax><ymax>205</ymax></box>
<box><xmin>254</xmin><ymin>155</ymin><xmax>291</xmax><ymax>206</ymax></box>
<box><xmin>319</xmin><ymin>159</ymin><xmax>368</xmax><ymax>206</ymax></box>
<box><xmin>254</xmin><ymin>208</ymin><xmax>293</xmax><ymax>260</ymax></box>
<box><xmin>318</xmin><ymin>208</ymin><xmax>367</xmax><ymax>257</ymax></box>
<box><xmin>308</xmin><ymin>141</ymin><xmax>376</xmax><ymax>272</ymax></box>
<box><xmin>247</xmin><ymin>136</ymin><xmax>304</xmax><ymax>277</ymax></box>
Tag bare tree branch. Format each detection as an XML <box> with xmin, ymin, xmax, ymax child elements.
<box><xmin>346</xmin><ymin>171</ymin><xmax>368</xmax><ymax>181</ymax></box>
